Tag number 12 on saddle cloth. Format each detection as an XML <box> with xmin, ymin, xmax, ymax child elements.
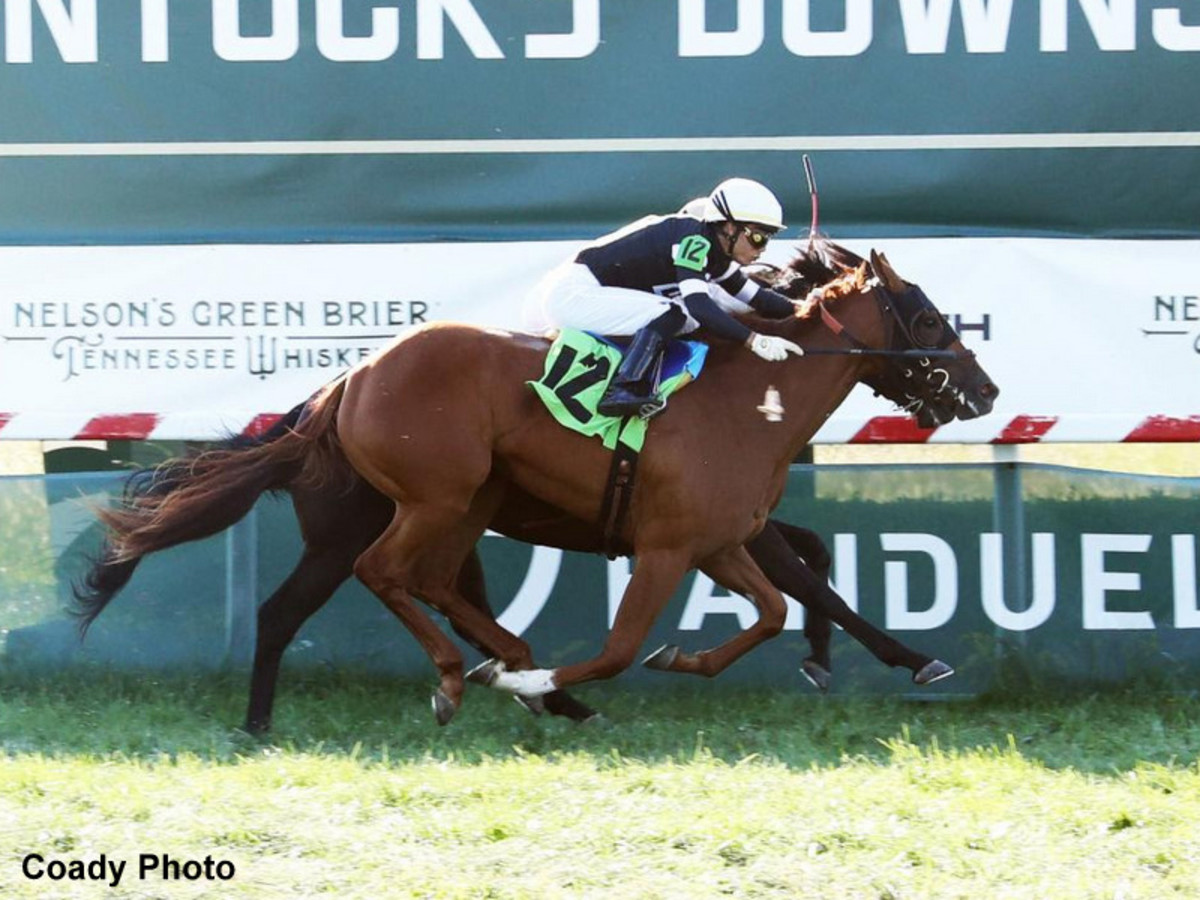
<box><xmin>528</xmin><ymin>329</ymin><xmax>708</xmax><ymax>453</ymax></box>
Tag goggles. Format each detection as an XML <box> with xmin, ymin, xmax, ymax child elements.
<box><xmin>741</xmin><ymin>226</ymin><xmax>775</xmax><ymax>249</ymax></box>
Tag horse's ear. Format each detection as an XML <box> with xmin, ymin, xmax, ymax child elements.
<box><xmin>870</xmin><ymin>250</ymin><xmax>907</xmax><ymax>294</ymax></box>
<box><xmin>825</xmin><ymin>240</ymin><xmax>864</xmax><ymax>272</ymax></box>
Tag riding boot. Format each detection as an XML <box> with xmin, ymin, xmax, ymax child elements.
<box><xmin>597</xmin><ymin>326</ymin><xmax>667</xmax><ymax>418</ymax></box>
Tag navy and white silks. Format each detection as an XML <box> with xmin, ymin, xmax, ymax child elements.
<box><xmin>523</xmin><ymin>214</ymin><xmax>792</xmax><ymax>342</ymax></box>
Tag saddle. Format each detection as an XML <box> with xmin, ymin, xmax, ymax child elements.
<box><xmin>528</xmin><ymin>329</ymin><xmax>708</xmax><ymax>453</ymax></box>
<box><xmin>528</xmin><ymin>329</ymin><xmax>708</xmax><ymax>557</ymax></box>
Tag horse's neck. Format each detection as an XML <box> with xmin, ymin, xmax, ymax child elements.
<box><xmin>691</xmin><ymin>336</ymin><xmax>859</xmax><ymax>475</ymax></box>
<box><xmin>769</xmin><ymin>349</ymin><xmax>862</xmax><ymax>459</ymax></box>
<box><xmin>721</xmin><ymin>287</ymin><xmax>885</xmax><ymax>460</ymax></box>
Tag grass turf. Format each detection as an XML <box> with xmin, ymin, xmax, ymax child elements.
<box><xmin>2</xmin><ymin>670</ymin><xmax>1198</xmax><ymax>899</ymax></box>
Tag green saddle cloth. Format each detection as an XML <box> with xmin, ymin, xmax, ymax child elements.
<box><xmin>527</xmin><ymin>328</ymin><xmax>708</xmax><ymax>453</ymax></box>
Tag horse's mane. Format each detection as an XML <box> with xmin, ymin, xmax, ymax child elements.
<box><xmin>791</xmin><ymin>265</ymin><xmax>871</xmax><ymax>321</ymax></box>
<box><xmin>744</xmin><ymin>235</ymin><xmax>870</xmax><ymax>325</ymax></box>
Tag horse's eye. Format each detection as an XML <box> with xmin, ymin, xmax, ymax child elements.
<box><xmin>912</xmin><ymin>311</ymin><xmax>944</xmax><ymax>348</ymax></box>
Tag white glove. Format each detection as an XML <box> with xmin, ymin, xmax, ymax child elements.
<box><xmin>746</xmin><ymin>333</ymin><xmax>804</xmax><ymax>362</ymax></box>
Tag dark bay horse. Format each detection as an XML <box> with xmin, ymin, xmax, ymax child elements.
<box><xmin>77</xmin><ymin>240</ymin><xmax>967</xmax><ymax>731</ymax></box>
<box><xmin>94</xmin><ymin>245</ymin><xmax>994</xmax><ymax>720</ymax></box>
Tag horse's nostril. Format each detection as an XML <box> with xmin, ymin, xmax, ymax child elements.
<box><xmin>979</xmin><ymin>382</ymin><xmax>998</xmax><ymax>400</ymax></box>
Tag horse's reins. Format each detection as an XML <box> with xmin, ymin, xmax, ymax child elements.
<box><xmin>809</xmin><ymin>274</ymin><xmax>980</xmax><ymax>417</ymax></box>
<box><xmin>803</xmin><ymin>288</ymin><xmax>962</xmax><ymax>360</ymax></box>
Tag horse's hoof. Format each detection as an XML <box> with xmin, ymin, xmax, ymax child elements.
<box><xmin>913</xmin><ymin>660</ymin><xmax>955</xmax><ymax>686</ymax></box>
<box><xmin>800</xmin><ymin>659</ymin><xmax>831</xmax><ymax>693</ymax></box>
<box><xmin>642</xmin><ymin>644</ymin><xmax>680</xmax><ymax>671</ymax></box>
<box><xmin>431</xmin><ymin>689</ymin><xmax>458</xmax><ymax>726</ymax></box>
<box><xmin>466</xmin><ymin>658</ymin><xmax>504</xmax><ymax>686</ymax></box>
<box><xmin>513</xmin><ymin>694</ymin><xmax>545</xmax><ymax>717</ymax></box>
<box><xmin>580</xmin><ymin>713</ymin><xmax>610</xmax><ymax>728</ymax></box>
<box><xmin>543</xmin><ymin>691</ymin><xmax>599</xmax><ymax>723</ymax></box>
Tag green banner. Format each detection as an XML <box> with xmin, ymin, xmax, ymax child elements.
<box><xmin>6</xmin><ymin>465</ymin><xmax>1199</xmax><ymax>696</ymax></box>
<box><xmin>0</xmin><ymin>2</ymin><xmax>1196</xmax><ymax>242</ymax></box>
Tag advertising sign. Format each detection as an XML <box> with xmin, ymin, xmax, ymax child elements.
<box><xmin>1</xmin><ymin>3</ymin><xmax>1197</xmax><ymax>441</ymax></box>
<box><xmin>0</xmin><ymin>1</ymin><xmax>1196</xmax><ymax>242</ymax></box>
<box><xmin>2</xmin><ymin>237</ymin><xmax>1198</xmax><ymax>441</ymax></box>
<box><xmin>12</xmin><ymin>466</ymin><xmax>1197</xmax><ymax>693</ymax></box>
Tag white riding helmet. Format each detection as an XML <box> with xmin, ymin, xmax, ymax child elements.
<box><xmin>702</xmin><ymin>178</ymin><xmax>785</xmax><ymax>231</ymax></box>
<box><xmin>678</xmin><ymin>196</ymin><xmax>708</xmax><ymax>219</ymax></box>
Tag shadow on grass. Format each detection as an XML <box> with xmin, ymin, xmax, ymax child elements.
<box><xmin>2</xmin><ymin>663</ymin><xmax>1198</xmax><ymax>775</ymax></box>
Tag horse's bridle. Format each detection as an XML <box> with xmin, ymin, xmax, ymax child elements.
<box><xmin>808</xmin><ymin>270</ymin><xmax>974</xmax><ymax>418</ymax></box>
<box><xmin>810</xmin><ymin>279</ymin><xmax>957</xmax><ymax>357</ymax></box>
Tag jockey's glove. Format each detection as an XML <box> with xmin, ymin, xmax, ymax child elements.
<box><xmin>746</xmin><ymin>333</ymin><xmax>804</xmax><ymax>362</ymax></box>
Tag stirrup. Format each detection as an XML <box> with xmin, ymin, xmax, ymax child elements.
<box><xmin>599</xmin><ymin>387</ymin><xmax>665</xmax><ymax>420</ymax></box>
<box><xmin>637</xmin><ymin>395</ymin><xmax>667</xmax><ymax>420</ymax></box>
<box><xmin>598</xmin><ymin>386</ymin><xmax>651</xmax><ymax>418</ymax></box>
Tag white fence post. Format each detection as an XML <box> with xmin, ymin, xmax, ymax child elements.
<box><xmin>224</xmin><ymin>505</ymin><xmax>258</xmax><ymax>667</ymax></box>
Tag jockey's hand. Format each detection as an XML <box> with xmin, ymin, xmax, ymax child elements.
<box><xmin>746</xmin><ymin>333</ymin><xmax>804</xmax><ymax>362</ymax></box>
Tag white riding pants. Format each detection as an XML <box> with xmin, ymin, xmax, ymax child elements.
<box><xmin>523</xmin><ymin>262</ymin><xmax>749</xmax><ymax>337</ymax></box>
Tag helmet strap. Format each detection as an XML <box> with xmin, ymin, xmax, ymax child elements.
<box><xmin>717</xmin><ymin>221</ymin><xmax>740</xmax><ymax>256</ymax></box>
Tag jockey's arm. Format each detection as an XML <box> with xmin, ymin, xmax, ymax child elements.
<box><xmin>679</xmin><ymin>276</ymin><xmax>754</xmax><ymax>344</ymax></box>
<box><xmin>716</xmin><ymin>269</ymin><xmax>795</xmax><ymax>319</ymax></box>
<box><xmin>684</xmin><ymin>270</ymin><xmax>805</xmax><ymax>363</ymax></box>
<box><xmin>748</xmin><ymin>287</ymin><xmax>796</xmax><ymax>318</ymax></box>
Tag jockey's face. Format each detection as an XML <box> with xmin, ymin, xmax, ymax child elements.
<box><xmin>720</xmin><ymin>221</ymin><xmax>771</xmax><ymax>265</ymax></box>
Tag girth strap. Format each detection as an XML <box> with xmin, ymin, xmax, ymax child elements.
<box><xmin>599</xmin><ymin>422</ymin><xmax>640</xmax><ymax>559</ymax></box>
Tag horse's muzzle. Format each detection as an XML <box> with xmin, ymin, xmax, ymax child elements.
<box><xmin>957</xmin><ymin>379</ymin><xmax>999</xmax><ymax>421</ymax></box>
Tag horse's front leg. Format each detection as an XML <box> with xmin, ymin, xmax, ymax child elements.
<box><xmin>642</xmin><ymin>546</ymin><xmax>787</xmax><ymax>678</ymax></box>
<box><xmin>765</xmin><ymin>520</ymin><xmax>834</xmax><ymax>690</ymax></box>
<box><xmin>472</xmin><ymin>549</ymin><xmax>691</xmax><ymax>696</ymax></box>
<box><xmin>454</xmin><ymin>549</ymin><xmax>599</xmax><ymax>723</ymax></box>
<box><xmin>746</xmin><ymin>523</ymin><xmax>953</xmax><ymax>686</ymax></box>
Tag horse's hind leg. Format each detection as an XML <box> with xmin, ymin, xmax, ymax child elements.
<box><xmin>244</xmin><ymin>478</ymin><xmax>391</xmax><ymax>734</ymax></box>
<box><xmin>642</xmin><ymin>546</ymin><xmax>787</xmax><ymax>678</ymax></box>
<box><xmin>353</xmin><ymin>498</ymin><xmax>541</xmax><ymax>723</ymax></box>
<box><xmin>245</xmin><ymin>544</ymin><xmax>359</xmax><ymax>734</ymax></box>
<box><xmin>257</xmin><ymin>475</ymin><xmax>597</xmax><ymax>727</ymax></box>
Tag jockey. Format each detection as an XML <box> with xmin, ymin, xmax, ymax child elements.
<box><xmin>524</xmin><ymin>177</ymin><xmax>803</xmax><ymax>418</ymax></box>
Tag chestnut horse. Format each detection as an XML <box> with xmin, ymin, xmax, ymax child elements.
<box><xmin>199</xmin><ymin>247</ymin><xmax>994</xmax><ymax>719</ymax></box>
<box><xmin>77</xmin><ymin>239</ymin><xmax>966</xmax><ymax>731</ymax></box>
<box><xmin>80</xmin><ymin>455</ymin><xmax>875</xmax><ymax>731</ymax></box>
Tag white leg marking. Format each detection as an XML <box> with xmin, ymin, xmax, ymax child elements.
<box><xmin>491</xmin><ymin>667</ymin><xmax>558</xmax><ymax>697</ymax></box>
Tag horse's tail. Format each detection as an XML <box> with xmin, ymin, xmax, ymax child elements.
<box><xmin>72</xmin><ymin>377</ymin><xmax>350</xmax><ymax>635</ymax></box>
